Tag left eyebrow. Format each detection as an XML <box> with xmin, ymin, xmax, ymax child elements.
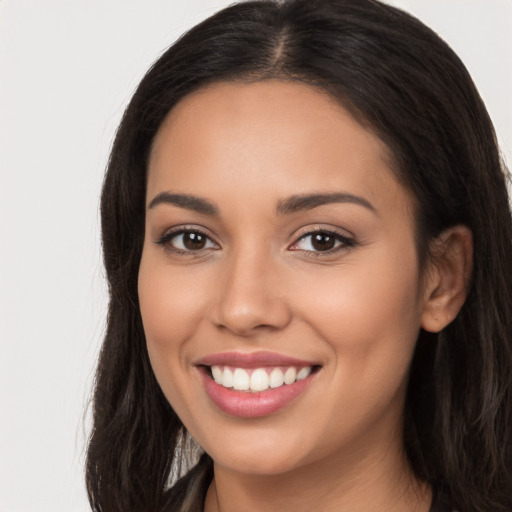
<box><xmin>276</xmin><ymin>192</ymin><xmax>378</xmax><ymax>216</ymax></box>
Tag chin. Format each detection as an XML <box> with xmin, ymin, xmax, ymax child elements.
<box><xmin>197</xmin><ymin>428</ymin><xmax>309</xmax><ymax>476</ymax></box>
<box><xmin>210</xmin><ymin>449</ymin><xmax>303</xmax><ymax>476</ymax></box>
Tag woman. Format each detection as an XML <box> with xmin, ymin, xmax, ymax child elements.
<box><xmin>86</xmin><ymin>0</ymin><xmax>512</xmax><ymax>510</ymax></box>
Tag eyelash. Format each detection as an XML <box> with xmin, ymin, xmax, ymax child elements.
<box><xmin>290</xmin><ymin>229</ymin><xmax>356</xmax><ymax>256</ymax></box>
<box><xmin>155</xmin><ymin>227</ymin><xmax>218</xmax><ymax>255</ymax></box>
<box><xmin>155</xmin><ymin>227</ymin><xmax>356</xmax><ymax>256</ymax></box>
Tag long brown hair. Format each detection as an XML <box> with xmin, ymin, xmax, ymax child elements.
<box><xmin>87</xmin><ymin>1</ymin><xmax>512</xmax><ymax>510</ymax></box>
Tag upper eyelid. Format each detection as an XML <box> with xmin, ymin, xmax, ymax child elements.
<box><xmin>291</xmin><ymin>225</ymin><xmax>355</xmax><ymax>241</ymax></box>
<box><xmin>154</xmin><ymin>226</ymin><xmax>220</xmax><ymax>251</ymax></box>
<box><xmin>154</xmin><ymin>225</ymin><xmax>355</xmax><ymax>250</ymax></box>
<box><xmin>288</xmin><ymin>227</ymin><xmax>356</xmax><ymax>252</ymax></box>
<box><xmin>156</xmin><ymin>225</ymin><xmax>217</xmax><ymax>240</ymax></box>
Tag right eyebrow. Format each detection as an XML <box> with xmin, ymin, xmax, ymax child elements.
<box><xmin>147</xmin><ymin>192</ymin><xmax>219</xmax><ymax>216</ymax></box>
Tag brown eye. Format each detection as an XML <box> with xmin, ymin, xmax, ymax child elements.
<box><xmin>311</xmin><ymin>233</ymin><xmax>336</xmax><ymax>251</ymax></box>
<box><xmin>182</xmin><ymin>232</ymin><xmax>207</xmax><ymax>250</ymax></box>
<box><xmin>290</xmin><ymin>229</ymin><xmax>355</xmax><ymax>254</ymax></box>
<box><xmin>157</xmin><ymin>229</ymin><xmax>218</xmax><ymax>252</ymax></box>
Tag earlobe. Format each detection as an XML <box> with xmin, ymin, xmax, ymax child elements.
<box><xmin>421</xmin><ymin>225</ymin><xmax>473</xmax><ymax>333</ymax></box>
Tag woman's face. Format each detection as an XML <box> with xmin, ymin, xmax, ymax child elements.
<box><xmin>139</xmin><ymin>81</ymin><xmax>429</xmax><ymax>475</ymax></box>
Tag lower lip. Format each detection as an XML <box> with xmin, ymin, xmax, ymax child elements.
<box><xmin>199</xmin><ymin>368</ymin><xmax>316</xmax><ymax>418</ymax></box>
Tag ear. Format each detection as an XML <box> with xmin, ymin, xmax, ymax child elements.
<box><xmin>421</xmin><ymin>225</ymin><xmax>473</xmax><ymax>333</ymax></box>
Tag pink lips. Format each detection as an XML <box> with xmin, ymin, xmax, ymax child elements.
<box><xmin>195</xmin><ymin>351</ymin><xmax>319</xmax><ymax>418</ymax></box>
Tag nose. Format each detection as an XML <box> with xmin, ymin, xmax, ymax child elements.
<box><xmin>210</xmin><ymin>250</ymin><xmax>292</xmax><ymax>337</ymax></box>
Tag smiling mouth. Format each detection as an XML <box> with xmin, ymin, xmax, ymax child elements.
<box><xmin>204</xmin><ymin>365</ymin><xmax>321</xmax><ymax>393</ymax></box>
<box><xmin>196</xmin><ymin>353</ymin><xmax>322</xmax><ymax>417</ymax></box>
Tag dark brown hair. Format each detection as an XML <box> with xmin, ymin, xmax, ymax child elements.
<box><xmin>86</xmin><ymin>1</ymin><xmax>512</xmax><ymax>510</ymax></box>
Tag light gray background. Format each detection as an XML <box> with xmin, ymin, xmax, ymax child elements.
<box><xmin>1</xmin><ymin>1</ymin><xmax>511</xmax><ymax>511</ymax></box>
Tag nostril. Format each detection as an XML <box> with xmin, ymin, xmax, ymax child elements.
<box><xmin>211</xmin><ymin>298</ymin><xmax>293</xmax><ymax>336</ymax></box>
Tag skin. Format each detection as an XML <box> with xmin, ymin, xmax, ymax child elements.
<box><xmin>138</xmin><ymin>81</ymin><xmax>472</xmax><ymax>511</ymax></box>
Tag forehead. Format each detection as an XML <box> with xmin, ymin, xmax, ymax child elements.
<box><xmin>147</xmin><ymin>80</ymin><xmax>412</xmax><ymax>219</ymax></box>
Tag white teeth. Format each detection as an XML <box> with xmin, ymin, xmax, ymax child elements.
<box><xmin>211</xmin><ymin>365</ymin><xmax>223</xmax><ymax>384</ymax></box>
<box><xmin>284</xmin><ymin>367</ymin><xmax>297</xmax><ymax>385</ymax></box>
<box><xmin>210</xmin><ymin>365</ymin><xmax>314</xmax><ymax>392</ymax></box>
<box><xmin>250</xmin><ymin>368</ymin><xmax>269</xmax><ymax>392</ymax></box>
<box><xmin>233</xmin><ymin>368</ymin><xmax>250</xmax><ymax>390</ymax></box>
<box><xmin>223</xmin><ymin>367</ymin><xmax>234</xmax><ymax>388</ymax></box>
<box><xmin>269</xmin><ymin>368</ymin><xmax>284</xmax><ymax>388</ymax></box>
<box><xmin>296</xmin><ymin>367</ymin><xmax>312</xmax><ymax>381</ymax></box>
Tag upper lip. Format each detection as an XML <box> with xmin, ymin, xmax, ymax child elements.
<box><xmin>194</xmin><ymin>351</ymin><xmax>320</xmax><ymax>369</ymax></box>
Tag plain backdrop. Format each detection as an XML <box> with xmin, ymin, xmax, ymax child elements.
<box><xmin>1</xmin><ymin>1</ymin><xmax>511</xmax><ymax>511</ymax></box>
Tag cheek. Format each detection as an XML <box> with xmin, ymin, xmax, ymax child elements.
<box><xmin>285</xmin><ymin>252</ymin><xmax>422</xmax><ymax>453</ymax></box>
<box><xmin>295</xmin><ymin>246</ymin><xmax>422</xmax><ymax>386</ymax></box>
<box><xmin>137</xmin><ymin>253</ymin><xmax>214</xmax><ymax>409</ymax></box>
<box><xmin>138</xmin><ymin>257</ymin><xmax>210</xmax><ymax>348</ymax></box>
<box><xmin>307</xmin><ymin>268</ymin><xmax>420</xmax><ymax>342</ymax></box>
<box><xmin>306</xmin><ymin>240</ymin><xmax>420</xmax><ymax>328</ymax></box>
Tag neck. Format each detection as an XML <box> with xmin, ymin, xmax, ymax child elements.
<box><xmin>204</xmin><ymin>429</ymin><xmax>431</xmax><ymax>512</ymax></box>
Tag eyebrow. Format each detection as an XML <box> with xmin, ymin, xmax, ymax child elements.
<box><xmin>276</xmin><ymin>192</ymin><xmax>377</xmax><ymax>215</ymax></box>
<box><xmin>147</xmin><ymin>191</ymin><xmax>377</xmax><ymax>217</ymax></box>
<box><xmin>148</xmin><ymin>192</ymin><xmax>219</xmax><ymax>215</ymax></box>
